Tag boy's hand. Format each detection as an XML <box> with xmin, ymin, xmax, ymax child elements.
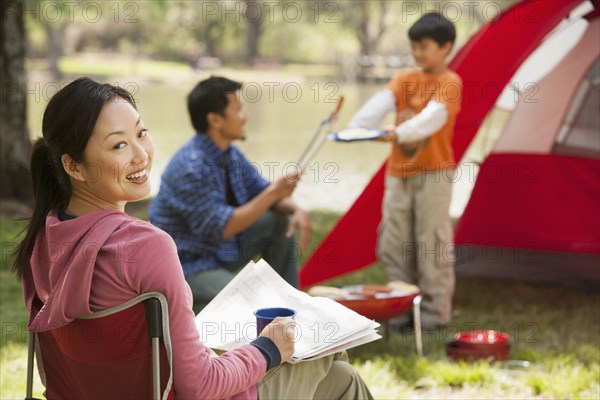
<box><xmin>376</xmin><ymin>124</ymin><xmax>398</xmax><ymax>143</ymax></box>
<box><xmin>376</xmin><ymin>132</ymin><xmax>398</xmax><ymax>143</ymax></box>
<box><xmin>396</xmin><ymin>109</ymin><xmax>416</xmax><ymax>124</ymax></box>
<box><xmin>398</xmin><ymin>142</ymin><xmax>421</xmax><ymax>158</ymax></box>
<box><xmin>376</xmin><ymin>106</ymin><xmax>416</xmax><ymax>143</ymax></box>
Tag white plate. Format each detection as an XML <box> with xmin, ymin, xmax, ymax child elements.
<box><xmin>329</xmin><ymin>128</ymin><xmax>387</xmax><ymax>142</ymax></box>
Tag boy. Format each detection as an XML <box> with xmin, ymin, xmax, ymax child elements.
<box><xmin>348</xmin><ymin>12</ymin><xmax>462</xmax><ymax>329</ymax></box>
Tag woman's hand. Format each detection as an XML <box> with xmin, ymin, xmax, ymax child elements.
<box><xmin>260</xmin><ymin>317</ymin><xmax>296</xmax><ymax>363</ymax></box>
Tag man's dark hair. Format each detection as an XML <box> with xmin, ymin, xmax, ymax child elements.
<box><xmin>408</xmin><ymin>12</ymin><xmax>456</xmax><ymax>47</ymax></box>
<box><xmin>187</xmin><ymin>76</ymin><xmax>242</xmax><ymax>133</ymax></box>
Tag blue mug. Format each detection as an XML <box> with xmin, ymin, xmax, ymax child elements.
<box><xmin>254</xmin><ymin>307</ymin><xmax>296</xmax><ymax>336</ymax></box>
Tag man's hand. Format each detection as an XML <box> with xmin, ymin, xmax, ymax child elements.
<box><xmin>259</xmin><ymin>317</ymin><xmax>296</xmax><ymax>363</ymax></box>
<box><xmin>286</xmin><ymin>208</ymin><xmax>312</xmax><ymax>251</ymax></box>
<box><xmin>271</xmin><ymin>169</ymin><xmax>300</xmax><ymax>200</ymax></box>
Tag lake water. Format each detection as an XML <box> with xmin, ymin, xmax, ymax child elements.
<box><xmin>27</xmin><ymin>79</ymin><xmax>489</xmax><ymax>217</ymax></box>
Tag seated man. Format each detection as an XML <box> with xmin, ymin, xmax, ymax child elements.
<box><xmin>150</xmin><ymin>76</ymin><xmax>311</xmax><ymax>313</ymax></box>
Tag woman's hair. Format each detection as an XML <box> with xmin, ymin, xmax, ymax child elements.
<box><xmin>12</xmin><ymin>77</ymin><xmax>136</xmax><ymax>278</ymax></box>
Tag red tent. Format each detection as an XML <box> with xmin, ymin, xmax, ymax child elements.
<box><xmin>300</xmin><ymin>0</ymin><xmax>599</xmax><ymax>289</ymax></box>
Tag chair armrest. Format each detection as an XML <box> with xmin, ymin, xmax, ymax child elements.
<box><xmin>144</xmin><ymin>298</ymin><xmax>163</xmax><ymax>340</ymax></box>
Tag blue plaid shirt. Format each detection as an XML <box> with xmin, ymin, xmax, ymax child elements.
<box><xmin>149</xmin><ymin>134</ymin><xmax>270</xmax><ymax>276</ymax></box>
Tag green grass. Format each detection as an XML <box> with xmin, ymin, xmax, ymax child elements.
<box><xmin>59</xmin><ymin>56</ymin><xmax>194</xmax><ymax>79</ymax></box>
<box><xmin>1</xmin><ymin>206</ymin><xmax>599</xmax><ymax>399</ymax></box>
<box><xmin>28</xmin><ymin>55</ymin><xmax>342</xmax><ymax>84</ymax></box>
<box><xmin>0</xmin><ymin>342</ymin><xmax>44</xmax><ymax>399</ymax></box>
<box><xmin>0</xmin><ymin>219</ymin><xmax>28</xmax><ymax>347</ymax></box>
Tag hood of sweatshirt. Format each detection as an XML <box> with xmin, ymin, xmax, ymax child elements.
<box><xmin>23</xmin><ymin>210</ymin><xmax>132</xmax><ymax>332</ymax></box>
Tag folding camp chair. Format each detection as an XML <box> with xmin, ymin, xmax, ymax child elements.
<box><xmin>25</xmin><ymin>292</ymin><xmax>174</xmax><ymax>400</ymax></box>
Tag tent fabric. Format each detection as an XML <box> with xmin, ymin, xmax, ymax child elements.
<box><xmin>454</xmin><ymin>153</ymin><xmax>600</xmax><ymax>254</ymax></box>
<box><xmin>299</xmin><ymin>159</ymin><xmax>385</xmax><ymax>288</ymax></box>
<box><xmin>449</xmin><ymin>0</ymin><xmax>585</xmax><ymax>161</ymax></box>
<box><xmin>455</xmin><ymin>17</ymin><xmax>600</xmax><ymax>255</ymax></box>
<box><xmin>300</xmin><ymin>0</ymin><xmax>584</xmax><ymax>289</ymax></box>
<box><xmin>495</xmin><ymin>1</ymin><xmax>594</xmax><ymax>110</ymax></box>
<box><xmin>553</xmin><ymin>58</ymin><xmax>600</xmax><ymax>158</ymax></box>
<box><xmin>454</xmin><ymin>15</ymin><xmax>600</xmax><ymax>289</ymax></box>
<box><xmin>454</xmin><ymin>247</ymin><xmax>600</xmax><ymax>289</ymax></box>
<box><xmin>493</xmin><ymin>18</ymin><xmax>599</xmax><ymax>154</ymax></box>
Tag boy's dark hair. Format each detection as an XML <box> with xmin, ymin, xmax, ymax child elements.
<box><xmin>408</xmin><ymin>12</ymin><xmax>456</xmax><ymax>47</ymax></box>
<box><xmin>187</xmin><ymin>76</ymin><xmax>242</xmax><ymax>133</ymax></box>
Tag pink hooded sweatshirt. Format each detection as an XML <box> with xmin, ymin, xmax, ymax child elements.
<box><xmin>23</xmin><ymin>210</ymin><xmax>266</xmax><ymax>399</ymax></box>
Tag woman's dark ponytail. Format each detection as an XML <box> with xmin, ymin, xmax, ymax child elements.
<box><xmin>11</xmin><ymin>77</ymin><xmax>136</xmax><ymax>279</ymax></box>
<box><xmin>12</xmin><ymin>138</ymin><xmax>69</xmax><ymax>278</ymax></box>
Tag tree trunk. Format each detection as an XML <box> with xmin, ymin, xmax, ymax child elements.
<box><xmin>358</xmin><ymin>1</ymin><xmax>388</xmax><ymax>56</ymax></box>
<box><xmin>1</xmin><ymin>0</ymin><xmax>32</xmax><ymax>203</ymax></box>
<box><xmin>358</xmin><ymin>1</ymin><xmax>370</xmax><ymax>56</ymax></box>
<box><xmin>244</xmin><ymin>0</ymin><xmax>262</xmax><ymax>64</ymax></box>
<box><xmin>42</xmin><ymin>19</ymin><xmax>64</xmax><ymax>80</ymax></box>
<box><xmin>204</xmin><ymin>20</ymin><xmax>221</xmax><ymax>57</ymax></box>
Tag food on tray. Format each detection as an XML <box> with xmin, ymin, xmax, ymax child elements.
<box><xmin>387</xmin><ymin>280</ymin><xmax>420</xmax><ymax>294</ymax></box>
<box><xmin>363</xmin><ymin>284</ymin><xmax>393</xmax><ymax>293</ymax></box>
<box><xmin>348</xmin><ymin>285</ymin><xmax>393</xmax><ymax>297</ymax></box>
<box><xmin>307</xmin><ymin>282</ymin><xmax>419</xmax><ymax>300</ymax></box>
<box><xmin>306</xmin><ymin>286</ymin><xmax>349</xmax><ymax>299</ymax></box>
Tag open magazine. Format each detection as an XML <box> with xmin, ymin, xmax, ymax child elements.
<box><xmin>195</xmin><ymin>259</ymin><xmax>381</xmax><ymax>361</ymax></box>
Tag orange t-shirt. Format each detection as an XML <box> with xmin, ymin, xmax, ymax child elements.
<box><xmin>386</xmin><ymin>69</ymin><xmax>462</xmax><ymax>177</ymax></box>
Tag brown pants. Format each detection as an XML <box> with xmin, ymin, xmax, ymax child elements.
<box><xmin>257</xmin><ymin>352</ymin><xmax>373</xmax><ymax>399</ymax></box>
<box><xmin>378</xmin><ymin>172</ymin><xmax>455</xmax><ymax>327</ymax></box>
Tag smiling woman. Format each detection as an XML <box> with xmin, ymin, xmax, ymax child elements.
<box><xmin>11</xmin><ymin>77</ymin><xmax>373</xmax><ymax>399</ymax></box>
<box><xmin>12</xmin><ymin>77</ymin><xmax>141</xmax><ymax>278</ymax></box>
<box><xmin>61</xmin><ymin>97</ymin><xmax>154</xmax><ymax>215</ymax></box>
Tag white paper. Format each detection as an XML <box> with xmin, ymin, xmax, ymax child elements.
<box><xmin>296</xmin><ymin>326</ymin><xmax>381</xmax><ymax>359</ymax></box>
<box><xmin>301</xmin><ymin>332</ymin><xmax>383</xmax><ymax>361</ymax></box>
<box><xmin>195</xmin><ymin>259</ymin><xmax>381</xmax><ymax>360</ymax></box>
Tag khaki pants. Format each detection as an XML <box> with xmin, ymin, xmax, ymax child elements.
<box><xmin>378</xmin><ymin>172</ymin><xmax>455</xmax><ymax>327</ymax></box>
<box><xmin>257</xmin><ymin>352</ymin><xmax>373</xmax><ymax>400</ymax></box>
